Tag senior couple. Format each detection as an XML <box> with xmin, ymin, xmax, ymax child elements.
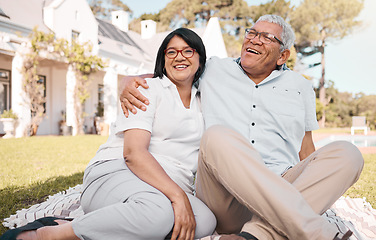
<box><xmin>1</xmin><ymin>15</ymin><xmax>363</xmax><ymax>240</ymax></box>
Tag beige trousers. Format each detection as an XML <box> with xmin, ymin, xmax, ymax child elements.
<box><xmin>196</xmin><ymin>125</ymin><xmax>364</xmax><ymax>240</ymax></box>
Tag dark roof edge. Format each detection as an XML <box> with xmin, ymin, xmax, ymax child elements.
<box><xmin>0</xmin><ymin>8</ymin><xmax>10</xmax><ymax>19</ymax></box>
<box><xmin>96</xmin><ymin>17</ymin><xmax>143</xmax><ymax>51</ymax></box>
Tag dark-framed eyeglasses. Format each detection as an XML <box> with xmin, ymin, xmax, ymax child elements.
<box><xmin>164</xmin><ymin>48</ymin><xmax>196</xmax><ymax>59</ymax></box>
<box><xmin>244</xmin><ymin>28</ymin><xmax>284</xmax><ymax>46</ymax></box>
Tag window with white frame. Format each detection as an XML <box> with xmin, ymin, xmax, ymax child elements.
<box><xmin>97</xmin><ymin>84</ymin><xmax>104</xmax><ymax>117</ymax></box>
<box><xmin>0</xmin><ymin>69</ymin><xmax>11</xmax><ymax>114</ymax></box>
<box><xmin>72</xmin><ymin>30</ymin><xmax>80</xmax><ymax>41</ymax></box>
<box><xmin>37</xmin><ymin>75</ymin><xmax>47</xmax><ymax>113</ymax></box>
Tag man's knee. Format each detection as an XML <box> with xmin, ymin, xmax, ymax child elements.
<box><xmin>329</xmin><ymin>141</ymin><xmax>364</xmax><ymax>176</ymax></box>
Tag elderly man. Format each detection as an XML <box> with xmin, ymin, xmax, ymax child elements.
<box><xmin>120</xmin><ymin>15</ymin><xmax>363</xmax><ymax>240</ymax></box>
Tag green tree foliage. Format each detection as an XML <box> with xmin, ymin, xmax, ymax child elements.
<box><xmin>131</xmin><ymin>0</ymin><xmax>253</xmax><ymax>57</ymax></box>
<box><xmin>291</xmin><ymin>0</ymin><xmax>363</xmax><ymax>50</ymax></box>
<box><xmin>87</xmin><ymin>0</ymin><xmax>132</xmax><ymax>19</ymax></box>
<box><xmin>290</xmin><ymin>0</ymin><xmax>363</xmax><ymax>126</ymax></box>
<box><xmin>152</xmin><ymin>0</ymin><xmax>297</xmax><ymax>61</ymax></box>
<box><xmin>286</xmin><ymin>45</ymin><xmax>296</xmax><ymax>70</ymax></box>
<box><xmin>222</xmin><ymin>33</ymin><xmax>242</xmax><ymax>58</ymax></box>
<box><xmin>250</xmin><ymin>0</ymin><xmax>293</xmax><ymax>22</ymax></box>
<box><xmin>354</xmin><ymin>94</ymin><xmax>376</xmax><ymax>130</ymax></box>
<box><xmin>95</xmin><ymin>0</ymin><xmax>296</xmax><ymax>62</ymax></box>
<box><xmin>314</xmin><ymin>81</ymin><xmax>376</xmax><ymax>130</ymax></box>
<box><xmin>315</xmin><ymin>98</ymin><xmax>324</xmax><ymax>121</ymax></box>
<box><xmin>157</xmin><ymin>0</ymin><xmax>251</xmax><ymax>29</ymax></box>
<box><xmin>129</xmin><ymin>13</ymin><xmax>162</xmax><ymax>34</ymax></box>
<box><xmin>323</xmin><ymin>81</ymin><xmax>355</xmax><ymax>128</ymax></box>
<box><xmin>21</xmin><ymin>28</ymin><xmax>55</xmax><ymax>136</ymax></box>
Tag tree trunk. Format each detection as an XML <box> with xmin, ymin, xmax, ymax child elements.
<box><xmin>74</xmin><ymin>93</ymin><xmax>85</xmax><ymax>135</ymax></box>
<box><xmin>318</xmin><ymin>29</ymin><xmax>327</xmax><ymax>128</ymax></box>
<box><xmin>74</xmin><ymin>86</ymin><xmax>85</xmax><ymax>135</ymax></box>
<box><xmin>72</xmin><ymin>69</ymin><xmax>85</xmax><ymax>136</ymax></box>
<box><xmin>29</xmin><ymin>107</ymin><xmax>44</xmax><ymax>136</ymax></box>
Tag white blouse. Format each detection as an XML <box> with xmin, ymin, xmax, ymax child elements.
<box><xmin>89</xmin><ymin>75</ymin><xmax>204</xmax><ymax>194</ymax></box>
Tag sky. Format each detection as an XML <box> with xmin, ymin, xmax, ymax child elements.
<box><xmin>122</xmin><ymin>0</ymin><xmax>376</xmax><ymax>95</ymax></box>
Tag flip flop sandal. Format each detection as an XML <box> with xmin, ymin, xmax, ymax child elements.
<box><xmin>238</xmin><ymin>232</ymin><xmax>258</xmax><ymax>240</ymax></box>
<box><xmin>0</xmin><ymin>217</ymin><xmax>66</xmax><ymax>240</ymax></box>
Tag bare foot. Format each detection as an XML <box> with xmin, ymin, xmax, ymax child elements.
<box><xmin>219</xmin><ymin>234</ymin><xmax>246</xmax><ymax>240</ymax></box>
<box><xmin>15</xmin><ymin>219</ymin><xmax>71</xmax><ymax>240</ymax></box>
<box><xmin>54</xmin><ymin>220</ymin><xmax>71</xmax><ymax>225</ymax></box>
<box><xmin>16</xmin><ymin>229</ymin><xmax>38</xmax><ymax>240</ymax></box>
<box><xmin>38</xmin><ymin>223</ymin><xmax>79</xmax><ymax>240</ymax></box>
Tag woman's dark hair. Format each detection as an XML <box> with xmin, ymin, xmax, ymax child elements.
<box><xmin>153</xmin><ymin>28</ymin><xmax>206</xmax><ymax>84</ymax></box>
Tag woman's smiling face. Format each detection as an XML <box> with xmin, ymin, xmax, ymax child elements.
<box><xmin>164</xmin><ymin>36</ymin><xmax>200</xmax><ymax>87</ymax></box>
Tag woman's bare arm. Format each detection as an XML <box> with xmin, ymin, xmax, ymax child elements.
<box><xmin>123</xmin><ymin>129</ymin><xmax>196</xmax><ymax>240</ymax></box>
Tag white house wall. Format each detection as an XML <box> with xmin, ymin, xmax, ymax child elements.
<box><xmin>87</xmin><ymin>72</ymin><xmax>104</xmax><ymax>117</ymax></box>
<box><xmin>11</xmin><ymin>52</ymin><xmax>30</xmax><ymax>138</ymax></box>
<box><xmin>103</xmin><ymin>67</ymin><xmax>117</xmax><ymax>126</ymax></box>
<box><xmin>44</xmin><ymin>0</ymin><xmax>98</xmax><ymax>46</ymax></box>
<box><xmin>99</xmin><ymin>53</ymin><xmax>153</xmax><ymax>76</ymax></box>
<box><xmin>83</xmin><ymin>71</ymin><xmax>105</xmax><ymax>134</ymax></box>
<box><xmin>33</xmin><ymin>64</ymin><xmax>52</xmax><ymax>135</ymax></box>
<box><xmin>50</xmin><ymin>66</ymin><xmax>68</xmax><ymax>134</ymax></box>
<box><xmin>202</xmin><ymin>17</ymin><xmax>228</xmax><ymax>59</ymax></box>
<box><xmin>65</xmin><ymin>65</ymin><xmax>76</xmax><ymax>133</ymax></box>
<box><xmin>36</xmin><ymin>62</ymin><xmax>67</xmax><ymax>135</ymax></box>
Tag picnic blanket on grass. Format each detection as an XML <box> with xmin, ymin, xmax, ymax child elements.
<box><xmin>3</xmin><ymin>184</ymin><xmax>376</xmax><ymax>240</ymax></box>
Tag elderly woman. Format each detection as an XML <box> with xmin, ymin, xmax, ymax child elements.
<box><xmin>2</xmin><ymin>28</ymin><xmax>216</xmax><ymax>240</ymax></box>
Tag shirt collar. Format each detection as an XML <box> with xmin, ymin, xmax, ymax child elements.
<box><xmin>234</xmin><ymin>57</ymin><xmax>290</xmax><ymax>85</ymax></box>
<box><xmin>160</xmin><ymin>75</ymin><xmax>174</xmax><ymax>88</ymax></box>
<box><xmin>160</xmin><ymin>75</ymin><xmax>199</xmax><ymax>95</ymax></box>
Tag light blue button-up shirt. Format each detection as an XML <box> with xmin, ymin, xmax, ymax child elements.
<box><xmin>199</xmin><ymin>57</ymin><xmax>319</xmax><ymax>175</ymax></box>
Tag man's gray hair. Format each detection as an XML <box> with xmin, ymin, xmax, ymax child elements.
<box><xmin>256</xmin><ymin>15</ymin><xmax>295</xmax><ymax>51</ymax></box>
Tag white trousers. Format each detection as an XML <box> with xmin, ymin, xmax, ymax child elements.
<box><xmin>72</xmin><ymin>159</ymin><xmax>216</xmax><ymax>240</ymax></box>
<box><xmin>196</xmin><ymin>125</ymin><xmax>364</xmax><ymax>240</ymax></box>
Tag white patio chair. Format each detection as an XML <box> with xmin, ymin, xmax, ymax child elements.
<box><xmin>351</xmin><ymin>116</ymin><xmax>368</xmax><ymax>135</ymax></box>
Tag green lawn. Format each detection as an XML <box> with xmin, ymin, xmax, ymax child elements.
<box><xmin>0</xmin><ymin>135</ymin><xmax>107</xmax><ymax>188</ymax></box>
<box><xmin>0</xmin><ymin>134</ymin><xmax>375</xmax><ymax>235</ymax></box>
<box><xmin>0</xmin><ymin>135</ymin><xmax>107</xmax><ymax>235</ymax></box>
<box><xmin>344</xmin><ymin>154</ymin><xmax>376</xmax><ymax>204</ymax></box>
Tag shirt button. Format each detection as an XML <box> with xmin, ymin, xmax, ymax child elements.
<box><xmin>251</xmin><ymin>122</ymin><xmax>255</xmax><ymax>126</ymax></box>
<box><xmin>253</xmin><ymin>105</ymin><xmax>256</xmax><ymax>108</ymax></box>
<box><xmin>255</xmin><ymin>85</ymin><xmax>259</xmax><ymax>88</ymax></box>
<box><xmin>251</xmin><ymin>140</ymin><xmax>255</xmax><ymax>144</ymax></box>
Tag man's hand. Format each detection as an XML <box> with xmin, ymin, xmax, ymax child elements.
<box><xmin>119</xmin><ymin>74</ymin><xmax>152</xmax><ymax>117</ymax></box>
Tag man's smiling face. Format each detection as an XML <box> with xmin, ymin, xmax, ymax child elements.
<box><xmin>240</xmin><ymin>21</ymin><xmax>288</xmax><ymax>83</ymax></box>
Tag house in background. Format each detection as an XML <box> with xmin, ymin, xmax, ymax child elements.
<box><xmin>0</xmin><ymin>0</ymin><xmax>227</xmax><ymax>137</ymax></box>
